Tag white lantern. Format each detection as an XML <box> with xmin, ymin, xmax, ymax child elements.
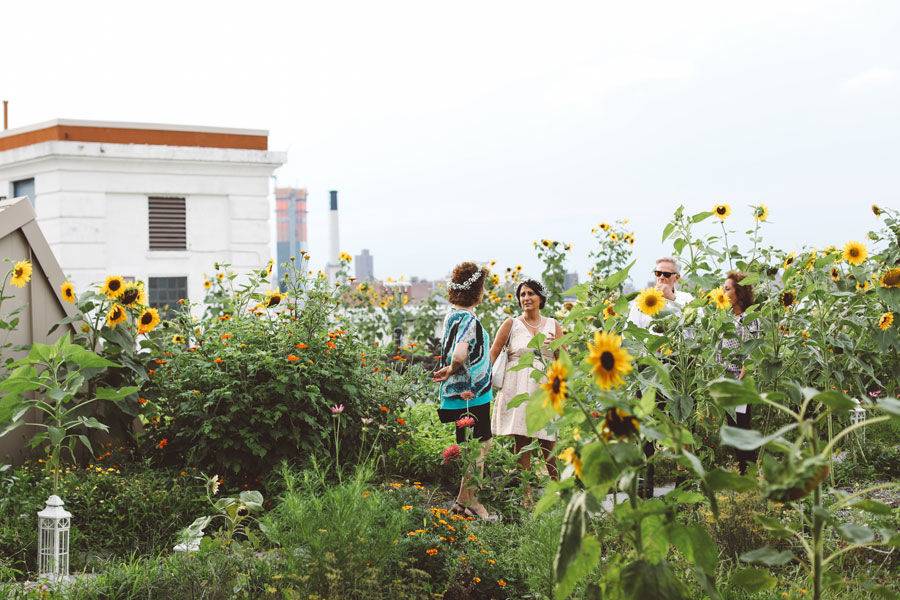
<box><xmin>37</xmin><ymin>495</ymin><xmax>71</xmax><ymax>580</ymax></box>
<box><xmin>850</xmin><ymin>401</ymin><xmax>867</xmax><ymax>444</ymax></box>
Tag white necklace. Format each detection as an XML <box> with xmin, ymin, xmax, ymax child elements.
<box><xmin>522</xmin><ymin>315</ymin><xmax>543</xmax><ymax>329</ymax></box>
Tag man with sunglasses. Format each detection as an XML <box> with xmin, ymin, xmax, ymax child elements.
<box><xmin>627</xmin><ymin>256</ymin><xmax>695</xmax><ymax>329</ymax></box>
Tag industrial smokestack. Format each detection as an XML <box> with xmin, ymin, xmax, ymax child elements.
<box><xmin>326</xmin><ymin>190</ymin><xmax>340</xmax><ymax>282</ymax></box>
<box><xmin>3</xmin><ymin>101</ymin><xmax>7</xmax><ymax>130</ymax></box>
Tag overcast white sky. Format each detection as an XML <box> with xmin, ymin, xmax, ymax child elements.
<box><xmin>4</xmin><ymin>1</ymin><xmax>898</xmax><ymax>280</ymax></box>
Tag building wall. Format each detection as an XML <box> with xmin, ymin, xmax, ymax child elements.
<box><xmin>0</xmin><ymin>140</ymin><xmax>285</xmax><ymax>306</ymax></box>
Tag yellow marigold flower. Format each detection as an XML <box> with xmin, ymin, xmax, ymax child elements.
<box><xmin>754</xmin><ymin>204</ymin><xmax>769</xmax><ymax>222</ymax></box>
<box><xmin>402</xmin><ymin>505</ymin><xmax>413</xmax><ymax>511</ymax></box>
<box><xmin>541</xmin><ymin>360</ymin><xmax>568</xmax><ymax>415</ymax></box>
<box><xmin>708</xmin><ymin>287</ymin><xmax>731</xmax><ymax>311</ymax></box>
<box><xmin>586</xmin><ymin>331</ymin><xmax>633</xmax><ymax>390</ymax></box>
<box><xmin>106</xmin><ymin>304</ymin><xmax>127</xmax><ymax>328</ymax></box>
<box><xmin>842</xmin><ymin>241</ymin><xmax>867</xmax><ymax>266</ymax></box>
<box><xmin>60</xmin><ymin>281</ymin><xmax>76</xmax><ymax>303</ymax></box>
<box><xmin>136</xmin><ymin>308</ymin><xmax>161</xmax><ymax>334</ymax></box>
<box><xmin>100</xmin><ymin>275</ymin><xmax>126</xmax><ymax>298</ymax></box>
<box><xmin>879</xmin><ymin>267</ymin><xmax>900</xmax><ymax>289</ymax></box>
<box><xmin>712</xmin><ymin>203</ymin><xmax>731</xmax><ymax>220</ymax></box>
<box><xmin>10</xmin><ymin>260</ymin><xmax>33</xmax><ymax>288</ymax></box>
<box><xmin>558</xmin><ymin>447</ymin><xmax>583</xmax><ymax>478</ymax></box>
<box><xmin>635</xmin><ymin>287</ymin><xmax>665</xmax><ymax>316</ymax></box>
<box><xmin>879</xmin><ymin>312</ymin><xmax>894</xmax><ymax>331</ymax></box>
<box><xmin>473</xmin><ymin>577</ymin><xmax>481</xmax><ymax>584</ymax></box>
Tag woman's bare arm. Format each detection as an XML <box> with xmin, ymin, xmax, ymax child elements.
<box><xmin>489</xmin><ymin>318</ymin><xmax>514</xmax><ymax>364</ymax></box>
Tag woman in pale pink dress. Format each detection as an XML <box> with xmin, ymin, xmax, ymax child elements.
<box><xmin>489</xmin><ymin>279</ymin><xmax>562</xmax><ymax>481</ymax></box>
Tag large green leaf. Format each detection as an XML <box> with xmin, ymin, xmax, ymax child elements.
<box><xmin>669</xmin><ymin>524</ymin><xmax>718</xmax><ymax>575</ymax></box>
<box><xmin>813</xmin><ymin>390</ymin><xmax>856</xmax><ymax>412</ymax></box>
<box><xmin>837</xmin><ymin>523</ymin><xmax>875</xmax><ymax>544</ymax></box>
<box><xmin>505</xmin><ymin>392</ymin><xmax>530</xmax><ymax>409</ymax></box>
<box><xmin>705</xmin><ymin>468</ymin><xmax>756</xmax><ymax>492</ymax></box>
<box><xmin>598</xmin><ymin>260</ymin><xmax>636</xmax><ymax>290</ymax></box>
<box><xmin>720</xmin><ymin>422</ymin><xmax>798</xmax><ymax>451</ymax></box>
<box><xmin>581</xmin><ymin>442</ymin><xmax>621</xmax><ymax>488</ymax></box>
<box><xmin>739</xmin><ymin>546</ymin><xmax>794</xmax><ymax>566</ymax></box>
<box><xmin>875</xmin><ymin>397</ymin><xmax>900</xmax><ymax>418</ymax></box>
<box><xmin>620</xmin><ymin>559</ymin><xmax>689</xmax><ymax>600</ymax></box>
<box><xmin>641</xmin><ymin>515</ymin><xmax>669</xmax><ymax>563</ymax></box>
<box><xmin>65</xmin><ymin>344</ymin><xmax>118</xmax><ymax>369</ymax></box>
<box><xmin>708</xmin><ymin>378</ymin><xmax>763</xmax><ymax>408</ymax></box>
<box><xmin>525</xmin><ymin>390</ymin><xmax>555</xmax><ymax>435</ymax></box>
<box><xmin>95</xmin><ymin>386</ymin><xmax>140</xmax><ymax>401</ymax></box>
<box><xmin>730</xmin><ymin>567</ymin><xmax>776</xmax><ymax>592</ymax></box>
<box><xmin>553</xmin><ymin>491</ymin><xmax>601</xmax><ymax>600</ymax></box>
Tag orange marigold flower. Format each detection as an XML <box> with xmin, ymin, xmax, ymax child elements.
<box><xmin>213</xmin><ymin>357</ymin><xmax>223</xmax><ymax>364</ymax></box>
<box><xmin>402</xmin><ymin>505</ymin><xmax>413</xmax><ymax>511</ymax></box>
<box><xmin>426</xmin><ymin>548</ymin><xmax>438</xmax><ymax>556</ymax></box>
<box><xmin>137</xmin><ymin>397</ymin><xmax>148</xmax><ymax>406</ymax></box>
<box><xmin>392</xmin><ymin>354</ymin><xmax>407</xmax><ymax>361</ymax></box>
<box><xmin>147</xmin><ymin>369</ymin><xmax>156</xmax><ymax>376</ymax></box>
<box><xmin>379</xmin><ymin>405</ymin><xmax>390</xmax><ymax>414</ymax></box>
<box><xmin>218</xmin><ymin>314</ymin><xmax>232</xmax><ymax>321</ymax></box>
<box><xmin>157</xmin><ymin>438</ymin><xmax>169</xmax><ymax>449</ymax></box>
<box><xmin>220</xmin><ymin>333</ymin><xmax>232</xmax><ymax>340</ymax></box>
<box><xmin>326</xmin><ymin>341</ymin><xmax>337</xmax><ymax>350</ymax></box>
<box><xmin>497</xmin><ymin>579</ymin><xmax>507</xmax><ymax>587</ymax></box>
<box><xmin>295</xmin><ymin>342</ymin><xmax>308</xmax><ymax>349</ymax></box>
<box><xmin>396</xmin><ymin>418</ymin><xmax>406</xmax><ymax>426</ymax></box>
<box><xmin>154</xmin><ymin>359</ymin><xmax>167</xmax><ymax>365</ymax></box>
<box><xmin>473</xmin><ymin>577</ymin><xmax>481</xmax><ymax>584</ymax></box>
<box><xmin>287</xmin><ymin>354</ymin><xmax>300</xmax><ymax>362</ymax></box>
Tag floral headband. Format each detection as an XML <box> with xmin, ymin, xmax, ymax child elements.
<box><xmin>447</xmin><ymin>269</ymin><xmax>483</xmax><ymax>291</ymax></box>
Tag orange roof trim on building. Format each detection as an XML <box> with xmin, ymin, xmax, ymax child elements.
<box><xmin>0</xmin><ymin>119</ymin><xmax>268</xmax><ymax>152</ymax></box>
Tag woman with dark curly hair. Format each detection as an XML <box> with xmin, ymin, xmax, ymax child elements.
<box><xmin>718</xmin><ymin>271</ymin><xmax>760</xmax><ymax>474</ymax></box>
<box><xmin>432</xmin><ymin>261</ymin><xmax>497</xmax><ymax>521</ymax></box>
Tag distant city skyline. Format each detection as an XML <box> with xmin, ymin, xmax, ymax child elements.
<box><xmin>3</xmin><ymin>1</ymin><xmax>898</xmax><ymax>282</ymax></box>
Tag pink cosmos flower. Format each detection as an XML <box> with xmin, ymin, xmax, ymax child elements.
<box><xmin>459</xmin><ymin>390</ymin><xmax>475</xmax><ymax>401</ymax></box>
<box><xmin>442</xmin><ymin>444</ymin><xmax>461</xmax><ymax>465</ymax></box>
<box><xmin>330</xmin><ymin>404</ymin><xmax>345</xmax><ymax>415</ymax></box>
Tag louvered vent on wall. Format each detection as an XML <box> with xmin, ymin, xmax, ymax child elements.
<box><xmin>148</xmin><ymin>197</ymin><xmax>186</xmax><ymax>250</ymax></box>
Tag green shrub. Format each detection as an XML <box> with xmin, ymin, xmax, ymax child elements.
<box><xmin>0</xmin><ymin>462</ymin><xmax>205</xmax><ymax>577</ymax></box>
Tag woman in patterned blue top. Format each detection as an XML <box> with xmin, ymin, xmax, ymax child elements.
<box><xmin>432</xmin><ymin>261</ymin><xmax>497</xmax><ymax>521</ymax></box>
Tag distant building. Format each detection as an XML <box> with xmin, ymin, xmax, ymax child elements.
<box><xmin>0</xmin><ymin>119</ymin><xmax>285</xmax><ymax>308</ymax></box>
<box><xmin>275</xmin><ymin>187</ymin><xmax>308</xmax><ymax>285</ymax></box>
<box><xmin>355</xmin><ymin>249</ymin><xmax>374</xmax><ymax>281</ymax></box>
<box><xmin>564</xmin><ymin>272</ymin><xmax>579</xmax><ymax>298</ymax></box>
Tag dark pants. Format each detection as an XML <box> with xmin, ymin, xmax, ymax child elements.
<box><xmin>726</xmin><ymin>406</ymin><xmax>756</xmax><ymax>474</ymax></box>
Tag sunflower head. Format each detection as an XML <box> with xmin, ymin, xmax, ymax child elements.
<box><xmin>541</xmin><ymin>360</ymin><xmax>569</xmax><ymax>415</ymax></box>
<box><xmin>172</xmin><ymin>334</ymin><xmax>186</xmax><ymax>344</ymax></box>
<box><xmin>624</xmin><ymin>233</ymin><xmax>635</xmax><ymax>245</ymax></box>
<box><xmin>871</xmin><ymin>204</ymin><xmax>882</xmax><ymax>217</ymax></box>
<box><xmin>558</xmin><ymin>447</ymin><xmax>583</xmax><ymax>478</ymax></box>
<box><xmin>338</xmin><ymin>252</ymin><xmax>352</xmax><ymax>262</ymax></box>
<box><xmin>265</xmin><ymin>290</ymin><xmax>284</xmax><ymax>308</ymax></box>
<box><xmin>783</xmin><ymin>253</ymin><xmax>796</xmax><ymax>270</ymax></box>
<box><xmin>60</xmin><ymin>281</ymin><xmax>76</xmax><ymax>303</ymax></box>
<box><xmin>879</xmin><ymin>267</ymin><xmax>900</xmax><ymax>289</ymax></box>
<box><xmin>119</xmin><ymin>283</ymin><xmax>144</xmax><ymax>307</ymax></box>
<box><xmin>780</xmin><ymin>290</ymin><xmax>796</xmax><ymax>309</ymax></box>
<box><xmin>713</xmin><ymin>204</ymin><xmax>731</xmax><ymax>221</ymax></box>
<box><xmin>586</xmin><ymin>331</ymin><xmax>634</xmax><ymax>390</ymax></box>
<box><xmin>830</xmin><ymin>267</ymin><xmax>841</xmax><ymax>283</ymax></box>
<box><xmin>842</xmin><ymin>241</ymin><xmax>868</xmax><ymax>266</ymax></box>
<box><xmin>598</xmin><ymin>222</ymin><xmax>611</xmax><ymax>231</ymax></box>
<box><xmin>603</xmin><ymin>304</ymin><xmax>617</xmax><ymax>319</ymax></box>
<box><xmin>137</xmin><ymin>308</ymin><xmax>161</xmax><ymax>334</ymax></box>
<box><xmin>602</xmin><ymin>408</ymin><xmax>640</xmax><ymax>441</ymax></box>
<box><xmin>10</xmin><ymin>260</ymin><xmax>33</xmax><ymax>288</ymax></box>
<box><xmin>754</xmin><ymin>204</ymin><xmax>769</xmax><ymax>222</ymax></box>
<box><xmin>855</xmin><ymin>280</ymin><xmax>871</xmax><ymax>293</ymax></box>
<box><xmin>106</xmin><ymin>304</ymin><xmax>127</xmax><ymax>328</ymax></box>
<box><xmin>879</xmin><ymin>312</ymin><xmax>894</xmax><ymax>331</ymax></box>
<box><xmin>635</xmin><ymin>288</ymin><xmax>666</xmax><ymax>317</ymax></box>
<box><xmin>708</xmin><ymin>287</ymin><xmax>731</xmax><ymax>311</ymax></box>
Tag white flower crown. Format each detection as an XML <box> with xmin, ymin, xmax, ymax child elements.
<box><xmin>447</xmin><ymin>269</ymin><xmax>483</xmax><ymax>291</ymax></box>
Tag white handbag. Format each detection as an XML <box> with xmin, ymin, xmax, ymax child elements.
<box><xmin>491</xmin><ymin>320</ymin><xmax>512</xmax><ymax>390</ymax></box>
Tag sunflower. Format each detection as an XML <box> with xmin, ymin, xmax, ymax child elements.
<box><xmin>708</xmin><ymin>287</ymin><xmax>731</xmax><ymax>310</ymax></box>
<box><xmin>603</xmin><ymin>304</ymin><xmax>617</xmax><ymax>319</ymax></box>
<box><xmin>842</xmin><ymin>241</ymin><xmax>868</xmax><ymax>266</ymax></box>
<box><xmin>598</xmin><ymin>222</ymin><xmax>611</xmax><ymax>231</ymax></box>
<box><xmin>624</xmin><ymin>233</ymin><xmax>635</xmax><ymax>245</ymax></box>
<box><xmin>60</xmin><ymin>281</ymin><xmax>76</xmax><ymax>303</ymax></box>
<box><xmin>10</xmin><ymin>260</ymin><xmax>33</xmax><ymax>288</ymax></box>
<box><xmin>266</xmin><ymin>258</ymin><xmax>275</xmax><ymax>274</ymax></box>
<box><xmin>265</xmin><ymin>290</ymin><xmax>284</xmax><ymax>308</ymax></box>
<box><xmin>879</xmin><ymin>312</ymin><xmax>894</xmax><ymax>331</ymax></box>
<box><xmin>635</xmin><ymin>288</ymin><xmax>666</xmax><ymax>317</ymax></box>
<box><xmin>586</xmin><ymin>331</ymin><xmax>633</xmax><ymax>390</ymax></box>
<box><xmin>541</xmin><ymin>239</ymin><xmax>550</xmax><ymax>247</ymax></box>
<box><xmin>557</xmin><ymin>447</ymin><xmax>583</xmax><ymax>479</ymax></box>
<box><xmin>119</xmin><ymin>282</ymin><xmax>144</xmax><ymax>307</ymax></box>
<box><xmin>713</xmin><ymin>203</ymin><xmax>731</xmax><ymax>220</ymax></box>
<box><xmin>339</xmin><ymin>252</ymin><xmax>352</xmax><ymax>262</ymax></box>
<box><xmin>602</xmin><ymin>407</ymin><xmax>640</xmax><ymax>441</ymax></box>
<box><xmin>783</xmin><ymin>253</ymin><xmax>796</xmax><ymax>270</ymax></box>
<box><xmin>830</xmin><ymin>267</ymin><xmax>841</xmax><ymax>283</ymax></box>
<box><xmin>541</xmin><ymin>360</ymin><xmax>568</xmax><ymax>415</ymax></box>
<box><xmin>609</xmin><ymin>233</ymin><xmax>619</xmax><ymax>242</ymax></box>
<box><xmin>780</xmin><ymin>290</ymin><xmax>796</xmax><ymax>309</ymax></box>
<box><xmin>203</xmin><ymin>279</ymin><xmax>212</xmax><ymax>289</ymax></box>
<box><xmin>101</xmin><ymin>275</ymin><xmax>126</xmax><ymax>298</ymax></box>
<box><xmin>754</xmin><ymin>204</ymin><xmax>769</xmax><ymax>222</ymax></box>
<box><xmin>137</xmin><ymin>308</ymin><xmax>161</xmax><ymax>334</ymax></box>
<box><xmin>106</xmin><ymin>304</ymin><xmax>127</xmax><ymax>328</ymax></box>
<box><xmin>856</xmin><ymin>280</ymin><xmax>871</xmax><ymax>293</ymax></box>
<box><xmin>172</xmin><ymin>334</ymin><xmax>186</xmax><ymax>344</ymax></box>
<box><xmin>879</xmin><ymin>267</ymin><xmax>900</xmax><ymax>289</ymax></box>
<box><xmin>871</xmin><ymin>204</ymin><xmax>882</xmax><ymax>217</ymax></box>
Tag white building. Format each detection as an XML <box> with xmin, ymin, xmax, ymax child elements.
<box><xmin>0</xmin><ymin>119</ymin><xmax>285</xmax><ymax>308</ymax></box>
